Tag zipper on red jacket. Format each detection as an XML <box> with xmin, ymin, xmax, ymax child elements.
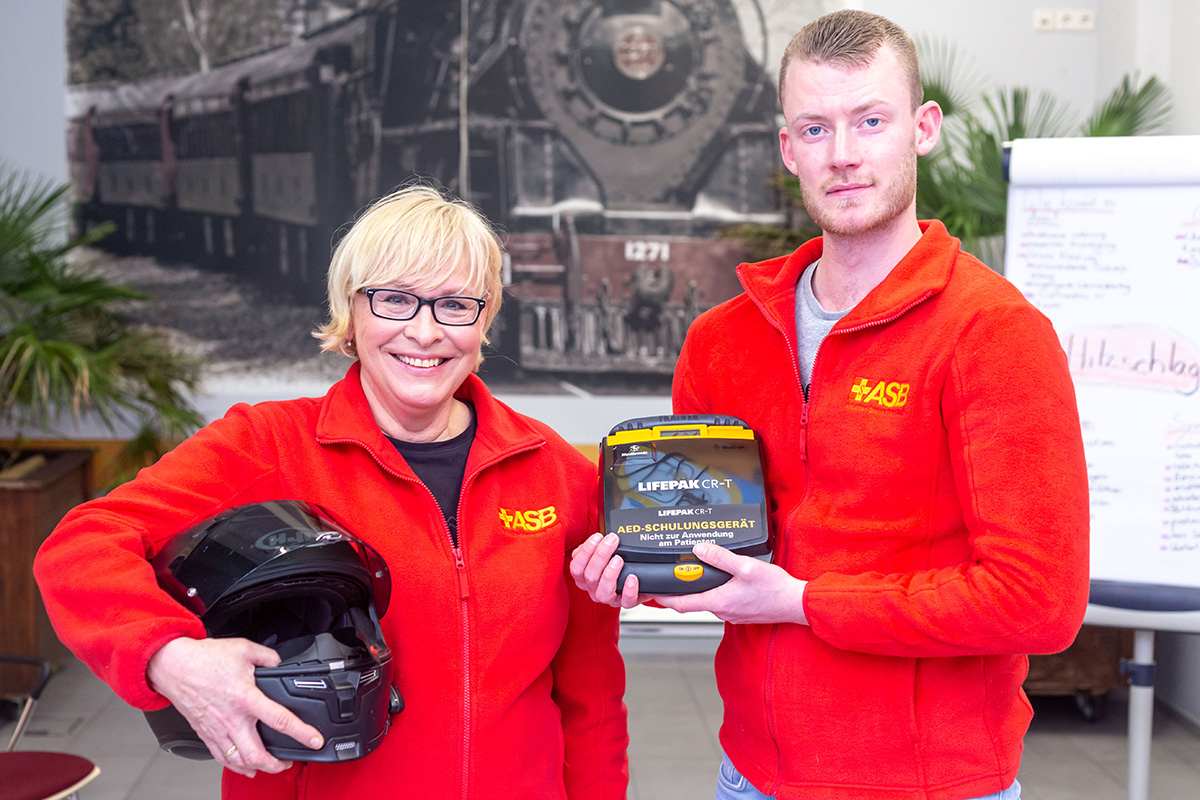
<box><xmin>447</xmin><ymin>452</ymin><xmax>527</xmax><ymax>800</ymax></box>
<box><xmin>743</xmin><ymin>280</ymin><xmax>936</xmax><ymax>795</ymax></box>
<box><xmin>741</xmin><ymin>285</ymin><xmax>807</xmax><ymax>455</ymax></box>
<box><xmin>784</xmin><ymin>290</ymin><xmax>937</xmax><ymax>586</ymax></box>
<box><xmin>383</xmin><ymin>462</ymin><xmax>476</xmax><ymax>800</ymax></box>
<box><xmin>447</xmin><ymin>450</ymin><xmax>540</xmax><ymax>800</ymax></box>
<box><xmin>320</xmin><ymin>432</ymin><xmax>543</xmax><ymax>800</ymax></box>
<box><xmin>741</xmin><ymin>286</ymin><xmax>804</xmax><ymax>791</ymax></box>
<box><xmin>453</xmin><ymin>543</ymin><xmax>471</xmax><ymax>800</ymax></box>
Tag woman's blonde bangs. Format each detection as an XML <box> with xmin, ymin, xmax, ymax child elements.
<box><xmin>314</xmin><ymin>185</ymin><xmax>504</xmax><ymax>356</ymax></box>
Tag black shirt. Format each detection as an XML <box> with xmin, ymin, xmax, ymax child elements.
<box><xmin>387</xmin><ymin>404</ymin><xmax>477</xmax><ymax>547</ymax></box>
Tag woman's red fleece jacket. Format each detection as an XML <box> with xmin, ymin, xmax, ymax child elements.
<box><xmin>672</xmin><ymin>221</ymin><xmax>1089</xmax><ymax>800</ymax></box>
<box><xmin>34</xmin><ymin>364</ymin><xmax>628</xmax><ymax>799</ymax></box>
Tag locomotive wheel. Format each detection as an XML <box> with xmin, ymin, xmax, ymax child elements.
<box><xmin>517</xmin><ymin>0</ymin><xmax>751</xmax><ymax>203</ymax></box>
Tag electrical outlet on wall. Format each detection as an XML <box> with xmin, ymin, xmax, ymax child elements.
<box><xmin>1056</xmin><ymin>9</ymin><xmax>1081</xmax><ymax>29</ymax></box>
<box><xmin>1035</xmin><ymin>8</ymin><xmax>1097</xmax><ymax>31</ymax></box>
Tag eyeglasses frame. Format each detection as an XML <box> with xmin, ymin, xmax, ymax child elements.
<box><xmin>361</xmin><ymin>287</ymin><xmax>487</xmax><ymax>326</ymax></box>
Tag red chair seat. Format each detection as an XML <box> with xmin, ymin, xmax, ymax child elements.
<box><xmin>0</xmin><ymin>751</ymin><xmax>100</xmax><ymax>800</ymax></box>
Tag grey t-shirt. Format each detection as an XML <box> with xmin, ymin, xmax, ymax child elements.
<box><xmin>795</xmin><ymin>260</ymin><xmax>849</xmax><ymax>392</ymax></box>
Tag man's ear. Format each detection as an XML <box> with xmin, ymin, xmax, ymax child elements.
<box><xmin>779</xmin><ymin>126</ymin><xmax>800</xmax><ymax>176</ymax></box>
<box><xmin>914</xmin><ymin>100</ymin><xmax>943</xmax><ymax>157</ymax></box>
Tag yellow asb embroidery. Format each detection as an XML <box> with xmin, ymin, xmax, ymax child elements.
<box><xmin>498</xmin><ymin>505</ymin><xmax>558</xmax><ymax>532</ymax></box>
<box><xmin>849</xmin><ymin>377</ymin><xmax>910</xmax><ymax>409</ymax></box>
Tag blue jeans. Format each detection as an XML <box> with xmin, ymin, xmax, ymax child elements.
<box><xmin>715</xmin><ymin>754</ymin><xmax>1022</xmax><ymax>800</ymax></box>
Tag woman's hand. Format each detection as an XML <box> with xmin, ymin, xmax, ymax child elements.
<box><xmin>146</xmin><ymin>637</ymin><xmax>324</xmax><ymax>777</ymax></box>
<box><xmin>570</xmin><ymin>532</ymin><xmax>651</xmax><ymax>609</ymax></box>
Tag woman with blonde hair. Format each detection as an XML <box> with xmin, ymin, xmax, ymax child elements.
<box><xmin>36</xmin><ymin>185</ymin><xmax>629</xmax><ymax>799</ymax></box>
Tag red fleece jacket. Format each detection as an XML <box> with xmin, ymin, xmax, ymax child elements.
<box><xmin>34</xmin><ymin>364</ymin><xmax>628</xmax><ymax>800</ymax></box>
<box><xmin>672</xmin><ymin>222</ymin><xmax>1089</xmax><ymax>800</ymax></box>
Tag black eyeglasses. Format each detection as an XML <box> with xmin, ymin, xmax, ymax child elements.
<box><xmin>362</xmin><ymin>288</ymin><xmax>487</xmax><ymax>326</ymax></box>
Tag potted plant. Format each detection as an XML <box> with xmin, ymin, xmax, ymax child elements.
<box><xmin>0</xmin><ymin>161</ymin><xmax>202</xmax><ymax>680</ymax></box>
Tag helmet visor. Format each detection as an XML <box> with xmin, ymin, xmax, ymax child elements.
<box><xmin>151</xmin><ymin>500</ymin><xmax>391</xmax><ymax>618</ymax></box>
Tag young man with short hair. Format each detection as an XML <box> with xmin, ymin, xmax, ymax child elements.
<box><xmin>573</xmin><ymin>10</ymin><xmax>1088</xmax><ymax>799</ymax></box>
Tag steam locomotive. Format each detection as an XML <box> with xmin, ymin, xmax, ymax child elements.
<box><xmin>67</xmin><ymin>0</ymin><xmax>784</xmax><ymax>375</ymax></box>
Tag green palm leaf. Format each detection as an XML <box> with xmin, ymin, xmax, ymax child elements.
<box><xmin>1</xmin><ymin>161</ymin><xmax>202</xmax><ymax>478</ymax></box>
<box><xmin>983</xmin><ymin>86</ymin><xmax>1079</xmax><ymax>141</ymax></box>
<box><xmin>916</xmin><ymin>35</ymin><xmax>989</xmax><ymax>120</ymax></box>
<box><xmin>1083</xmin><ymin>74</ymin><xmax>1172</xmax><ymax>136</ymax></box>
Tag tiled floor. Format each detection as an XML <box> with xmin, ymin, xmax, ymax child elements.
<box><xmin>4</xmin><ymin>630</ymin><xmax>1199</xmax><ymax>800</ymax></box>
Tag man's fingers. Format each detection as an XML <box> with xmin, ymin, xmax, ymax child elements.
<box><xmin>692</xmin><ymin>542</ymin><xmax>740</xmax><ymax>571</ymax></box>
<box><xmin>655</xmin><ymin>592</ymin><xmax>709</xmax><ymax>614</ymax></box>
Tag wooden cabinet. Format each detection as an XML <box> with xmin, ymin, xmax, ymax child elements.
<box><xmin>1025</xmin><ymin>625</ymin><xmax>1134</xmax><ymax>720</ymax></box>
<box><xmin>0</xmin><ymin>449</ymin><xmax>91</xmax><ymax>690</ymax></box>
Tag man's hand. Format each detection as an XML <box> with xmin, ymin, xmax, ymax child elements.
<box><xmin>570</xmin><ymin>532</ymin><xmax>651</xmax><ymax>609</ymax></box>
<box><xmin>146</xmin><ymin>636</ymin><xmax>324</xmax><ymax>777</ymax></box>
<box><xmin>654</xmin><ymin>543</ymin><xmax>810</xmax><ymax>626</ymax></box>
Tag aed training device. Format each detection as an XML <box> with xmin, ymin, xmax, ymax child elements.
<box><xmin>601</xmin><ymin>414</ymin><xmax>773</xmax><ymax>595</ymax></box>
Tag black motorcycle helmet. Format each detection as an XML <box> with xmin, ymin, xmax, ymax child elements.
<box><xmin>143</xmin><ymin>500</ymin><xmax>402</xmax><ymax>762</ymax></box>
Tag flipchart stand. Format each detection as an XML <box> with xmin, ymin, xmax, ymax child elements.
<box><xmin>1000</xmin><ymin>137</ymin><xmax>1200</xmax><ymax>799</ymax></box>
<box><xmin>1084</xmin><ymin>581</ymin><xmax>1200</xmax><ymax>800</ymax></box>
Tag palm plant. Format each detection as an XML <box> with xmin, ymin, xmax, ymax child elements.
<box><xmin>1082</xmin><ymin>73</ymin><xmax>1173</xmax><ymax>137</ymax></box>
<box><xmin>915</xmin><ymin>39</ymin><xmax>1173</xmax><ymax>263</ymax></box>
<box><xmin>0</xmin><ymin>162</ymin><xmax>202</xmax><ymax>475</ymax></box>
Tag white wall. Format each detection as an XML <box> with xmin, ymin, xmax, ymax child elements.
<box><xmin>1158</xmin><ymin>631</ymin><xmax>1200</xmax><ymax>728</ymax></box>
<box><xmin>1168</xmin><ymin>0</ymin><xmax>1200</xmax><ymax>133</ymax></box>
<box><xmin>1096</xmin><ymin>0</ymin><xmax>1168</xmax><ymax>101</ymax></box>
<box><xmin>0</xmin><ymin>0</ymin><xmax>66</xmax><ymax>183</ymax></box>
<box><xmin>857</xmin><ymin>0</ymin><xmax>1196</xmax><ymax>134</ymax></box>
<box><xmin>860</xmin><ymin>0</ymin><xmax>1102</xmax><ymax>120</ymax></box>
<box><xmin>1096</xmin><ymin>0</ymin><xmax>1200</xmax><ymax>134</ymax></box>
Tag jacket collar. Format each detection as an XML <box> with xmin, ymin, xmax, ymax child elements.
<box><xmin>737</xmin><ymin>220</ymin><xmax>959</xmax><ymax>334</ymax></box>
<box><xmin>316</xmin><ymin>362</ymin><xmax>547</xmax><ymax>475</ymax></box>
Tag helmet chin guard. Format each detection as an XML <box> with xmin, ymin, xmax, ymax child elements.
<box><xmin>144</xmin><ymin>500</ymin><xmax>402</xmax><ymax>762</ymax></box>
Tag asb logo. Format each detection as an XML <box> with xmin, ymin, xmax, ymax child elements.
<box><xmin>498</xmin><ymin>505</ymin><xmax>558</xmax><ymax>532</ymax></box>
<box><xmin>849</xmin><ymin>377</ymin><xmax>910</xmax><ymax>409</ymax></box>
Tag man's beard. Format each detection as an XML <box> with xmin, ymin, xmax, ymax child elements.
<box><xmin>799</xmin><ymin>146</ymin><xmax>918</xmax><ymax>238</ymax></box>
